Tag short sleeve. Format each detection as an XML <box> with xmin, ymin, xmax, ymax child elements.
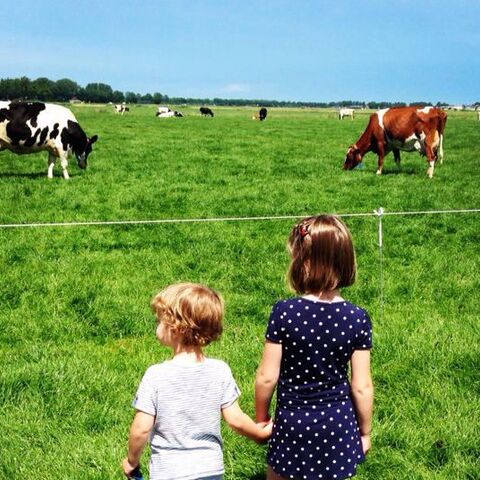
<box><xmin>354</xmin><ymin>310</ymin><xmax>373</xmax><ymax>350</ymax></box>
<box><xmin>221</xmin><ymin>363</ymin><xmax>241</xmax><ymax>409</ymax></box>
<box><xmin>265</xmin><ymin>302</ymin><xmax>284</xmax><ymax>344</ymax></box>
<box><xmin>132</xmin><ymin>367</ymin><xmax>157</xmax><ymax>416</ymax></box>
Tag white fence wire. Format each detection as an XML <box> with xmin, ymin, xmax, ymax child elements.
<box><xmin>1</xmin><ymin>208</ymin><xmax>479</xmax><ymax>323</ymax></box>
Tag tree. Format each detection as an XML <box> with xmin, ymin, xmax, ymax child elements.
<box><xmin>125</xmin><ymin>91</ymin><xmax>138</xmax><ymax>103</ymax></box>
<box><xmin>152</xmin><ymin>92</ymin><xmax>163</xmax><ymax>104</ymax></box>
<box><xmin>31</xmin><ymin>77</ymin><xmax>57</xmax><ymax>101</ymax></box>
<box><xmin>55</xmin><ymin>78</ymin><xmax>80</xmax><ymax>101</ymax></box>
<box><xmin>112</xmin><ymin>90</ymin><xmax>125</xmax><ymax>103</ymax></box>
<box><xmin>84</xmin><ymin>82</ymin><xmax>113</xmax><ymax>103</ymax></box>
<box><xmin>141</xmin><ymin>93</ymin><xmax>153</xmax><ymax>104</ymax></box>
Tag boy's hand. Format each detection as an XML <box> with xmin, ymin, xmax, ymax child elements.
<box><xmin>122</xmin><ymin>457</ymin><xmax>138</xmax><ymax>477</ymax></box>
<box><xmin>256</xmin><ymin>420</ymin><xmax>273</xmax><ymax>443</ymax></box>
<box><xmin>360</xmin><ymin>434</ymin><xmax>371</xmax><ymax>455</ymax></box>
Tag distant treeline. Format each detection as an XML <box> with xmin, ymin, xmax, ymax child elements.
<box><xmin>0</xmin><ymin>76</ymin><xmax>454</xmax><ymax>108</ymax></box>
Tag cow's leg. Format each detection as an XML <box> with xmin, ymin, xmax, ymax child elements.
<box><xmin>59</xmin><ymin>154</ymin><xmax>70</xmax><ymax>180</ymax></box>
<box><xmin>438</xmin><ymin>133</ymin><xmax>444</xmax><ymax>164</ymax></box>
<box><xmin>426</xmin><ymin>130</ymin><xmax>440</xmax><ymax>178</ymax></box>
<box><xmin>393</xmin><ymin>148</ymin><xmax>401</xmax><ymax>167</ymax></box>
<box><xmin>425</xmin><ymin>138</ymin><xmax>436</xmax><ymax>179</ymax></box>
<box><xmin>376</xmin><ymin>143</ymin><xmax>386</xmax><ymax>175</ymax></box>
<box><xmin>47</xmin><ymin>153</ymin><xmax>57</xmax><ymax>179</ymax></box>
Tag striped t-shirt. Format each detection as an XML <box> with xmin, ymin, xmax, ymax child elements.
<box><xmin>132</xmin><ymin>358</ymin><xmax>240</xmax><ymax>480</ymax></box>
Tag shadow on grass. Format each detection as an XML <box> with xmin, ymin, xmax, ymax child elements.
<box><xmin>248</xmin><ymin>474</ymin><xmax>266</xmax><ymax>480</ymax></box>
<box><xmin>0</xmin><ymin>171</ymin><xmax>79</xmax><ymax>179</ymax></box>
<box><xmin>381</xmin><ymin>167</ymin><xmax>418</xmax><ymax>176</ymax></box>
<box><xmin>0</xmin><ymin>171</ymin><xmax>48</xmax><ymax>179</ymax></box>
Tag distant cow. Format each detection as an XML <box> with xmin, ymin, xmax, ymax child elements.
<box><xmin>156</xmin><ymin>106</ymin><xmax>183</xmax><ymax>118</ymax></box>
<box><xmin>200</xmin><ymin>107</ymin><xmax>214</xmax><ymax>117</ymax></box>
<box><xmin>0</xmin><ymin>101</ymin><xmax>98</xmax><ymax>179</ymax></box>
<box><xmin>114</xmin><ymin>104</ymin><xmax>129</xmax><ymax>115</ymax></box>
<box><xmin>339</xmin><ymin>108</ymin><xmax>355</xmax><ymax>120</ymax></box>
<box><xmin>477</xmin><ymin>111</ymin><xmax>480</xmax><ymax>121</ymax></box>
<box><xmin>259</xmin><ymin>107</ymin><xmax>267</xmax><ymax>121</ymax></box>
<box><xmin>343</xmin><ymin>106</ymin><xmax>447</xmax><ymax>178</ymax></box>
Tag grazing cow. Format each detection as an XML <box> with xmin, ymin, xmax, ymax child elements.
<box><xmin>156</xmin><ymin>106</ymin><xmax>183</xmax><ymax>118</ymax></box>
<box><xmin>339</xmin><ymin>108</ymin><xmax>355</xmax><ymax>120</ymax></box>
<box><xmin>114</xmin><ymin>104</ymin><xmax>129</xmax><ymax>115</ymax></box>
<box><xmin>259</xmin><ymin>107</ymin><xmax>268</xmax><ymax>121</ymax></box>
<box><xmin>343</xmin><ymin>106</ymin><xmax>447</xmax><ymax>178</ymax></box>
<box><xmin>199</xmin><ymin>107</ymin><xmax>214</xmax><ymax>117</ymax></box>
<box><xmin>0</xmin><ymin>101</ymin><xmax>98</xmax><ymax>179</ymax></box>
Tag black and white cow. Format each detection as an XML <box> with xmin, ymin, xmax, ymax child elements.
<box><xmin>114</xmin><ymin>104</ymin><xmax>129</xmax><ymax>115</ymax></box>
<box><xmin>156</xmin><ymin>106</ymin><xmax>183</xmax><ymax>117</ymax></box>
<box><xmin>0</xmin><ymin>101</ymin><xmax>98</xmax><ymax>179</ymax></box>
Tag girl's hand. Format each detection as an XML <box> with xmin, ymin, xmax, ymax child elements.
<box><xmin>256</xmin><ymin>420</ymin><xmax>273</xmax><ymax>443</ymax></box>
<box><xmin>122</xmin><ymin>457</ymin><xmax>138</xmax><ymax>477</ymax></box>
<box><xmin>360</xmin><ymin>434</ymin><xmax>371</xmax><ymax>455</ymax></box>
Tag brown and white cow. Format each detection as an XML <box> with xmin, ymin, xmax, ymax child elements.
<box><xmin>343</xmin><ymin>106</ymin><xmax>447</xmax><ymax>178</ymax></box>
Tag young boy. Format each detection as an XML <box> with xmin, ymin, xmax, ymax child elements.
<box><xmin>122</xmin><ymin>282</ymin><xmax>272</xmax><ymax>480</ymax></box>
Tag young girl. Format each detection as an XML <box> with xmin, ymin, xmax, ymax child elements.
<box><xmin>122</xmin><ymin>282</ymin><xmax>272</xmax><ymax>480</ymax></box>
<box><xmin>255</xmin><ymin>215</ymin><xmax>374</xmax><ymax>480</ymax></box>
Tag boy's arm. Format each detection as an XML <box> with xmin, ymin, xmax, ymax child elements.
<box><xmin>255</xmin><ymin>341</ymin><xmax>282</xmax><ymax>422</ymax></box>
<box><xmin>222</xmin><ymin>400</ymin><xmax>272</xmax><ymax>443</ymax></box>
<box><xmin>122</xmin><ymin>411</ymin><xmax>155</xmax><ymax>475</ymax></box>
<box><xmin>350</xmin><ymin>349</ymin><xmax>374</xmax><ymax>453</ymax></box>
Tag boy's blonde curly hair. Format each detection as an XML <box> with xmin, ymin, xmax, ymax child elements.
<box><xmin>151</xmin><ymin>283</ymin><xmax>224</xmax><ymax>346</ymax></box>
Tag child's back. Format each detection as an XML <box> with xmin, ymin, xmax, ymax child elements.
<box><xmin>134</xmin><ymin>358</ymin><xmax>239</xmax><ymax>479</ymax></box>
<box><xmin>266</xmin><ymin>297</ymin><xmax>371</xmax><ymax>478</ymax></box>
<box><xmin>256</xmin><ymin>215</ymin><xmax>374</xmax><ymax>480</ymax></box>
<box><xmin>123</xmin><ymin>283</ymin><xmax>272</xmax><ymax>480</ymax></box>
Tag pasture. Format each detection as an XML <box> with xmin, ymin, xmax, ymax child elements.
<box><xmin>0</xmin><ymin>105</ymin><xmax>479</xmax><ymax>479</ymax></box>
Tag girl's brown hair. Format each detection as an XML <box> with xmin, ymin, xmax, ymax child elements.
<box><xmin>287</xmin><ymin>215</ymin><xmax>356</xmax><ymax>294</ymax></box>
<box><xmin>151</xmin><ymin>283</ymin><xmax>224</xmax><ymax>346</ymax></box>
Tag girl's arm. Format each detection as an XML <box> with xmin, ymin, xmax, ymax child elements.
<box><xmin>350</xmin><ymin>349</ymin><xmax>374</xmax><ymax>453</ymax></box>
<box><xmin>122</xmin><ymin>411</ymin><xmax>155</xmax><ymax>475</ymax></box>
<box><xmin>255</xmin><ymin>341</ymin><xmax>282</xmax><ymax>422</ymax></box>
<box><xmin>222</xmin><ymin>400</ymin><xmax>272</xmax><ymax>443</ymax></box>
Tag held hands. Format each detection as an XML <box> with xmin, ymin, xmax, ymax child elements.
<box><xmin>122</xmin><ymin>457</ymin><xmax>138</xmax><ymax>477</ymax></box>
<box><xmin>256</xmin><ymin>419</ymin><xmax>274</xmax><ymax>443</ymax></box>
<box><xmin>360</xmin><ymin>434</ymin><xmax>371</xmax><ymax>455</ymax></box>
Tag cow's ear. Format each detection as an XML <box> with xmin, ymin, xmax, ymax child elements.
<box><xmin>89</xmin><ymin>135</ymin><xmax>98</xmax><ymax>144</ymax></box>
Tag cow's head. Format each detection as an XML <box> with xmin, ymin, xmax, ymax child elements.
<box><xmin>343</xmin><ymin>145</ymin><xmax>362</xmax><ymax>170</ymax></box>
<box><xmin>75</xmin><ymin>135</ymin><xmax>98</xmax><ymax>169</ymax></box>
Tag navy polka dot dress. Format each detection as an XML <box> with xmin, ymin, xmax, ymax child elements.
<box><xmin>265</xmin><ymin>297</ymin><xmax>372</xmax><ymax>480</ymax></box>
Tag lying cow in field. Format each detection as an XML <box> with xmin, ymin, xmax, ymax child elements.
<box><xmin>200</xmin><ymin>107</ymin><xmax>214</xmax><ymax>117</ymax></box>
<box><xmin>339</xmin><ymin>108</ymin><xmax>355</xmax><ymax>120</ymax></box>
<box><xmin>156</xmin><ymin>106</ymin><xmax>183</xmax><ymax>118</ymax></box>
<box><xmin>0</xmin><ymin>101</ymin><xmax>98</xmax><ymax>179</ymax></box>
<box><xmin>114</xmin><ymin>104</ymin><xmax>129</xmax><ymax>115</ymax></box>
<box><xmin>343</xmin><ymin>106</ymin><xmax>447</xmax><ymax>178</ymax></box>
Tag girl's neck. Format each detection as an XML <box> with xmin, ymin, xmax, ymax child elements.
<box><xmin>303</xmin><ymin>289</ymin><xmax>344</xmax><ymax>303</ymax></box>
<box><xmin>170</xmin><ymin>344</ymin><xmax>205</xmax><ymax>364</ymax></box>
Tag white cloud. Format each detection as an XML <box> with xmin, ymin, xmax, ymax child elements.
<box><xmin>221</xmin><ymin>83</ymin><xmax>250</xmax><ymax>93</ymax></box>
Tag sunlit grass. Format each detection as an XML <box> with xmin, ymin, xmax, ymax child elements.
<box><xmin>0</xmin><ymin>106</ymin><xmax>479</xmax><ymax>479</ymax></box>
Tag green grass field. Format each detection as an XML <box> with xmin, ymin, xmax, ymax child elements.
<box><xmin>0</xmin><ymin>105</ymin><xmax>479</xmax><ymax>479</ymax></box>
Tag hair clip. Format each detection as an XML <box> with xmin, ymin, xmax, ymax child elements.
<box><xmin>298</xmin><ymin>225</ymin><xmax>309</xmax><ymax>238</ymax></box>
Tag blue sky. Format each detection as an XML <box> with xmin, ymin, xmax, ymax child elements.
<box><xmin>2</xmin><ymin>0</ymin><xmax>479</xmax><ymax>103</ymax></box>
